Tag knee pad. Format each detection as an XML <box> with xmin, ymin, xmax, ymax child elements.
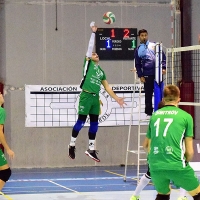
<box><xmin>193</xmin><ymin>193</ymin><xmax>200</xmax><ymax>200</ymax></box>
<box><xmin>155</xmin><ymin>194</ymin><xmax>170</xmax><ymax>200</ymax></box>
<box><xmin>0</xmin><ymin>168</ymin><xmax>11</xmax><ymax>182</ymax></box>
<box><xmin>73</xmin><ymin>120</ymin><xmax>85</xmax><ymax>132</ymax></box>
<box><xmin>89</xmin><ymin>122</ymin><xmax>98</xmax><ymax>134</ymax></box>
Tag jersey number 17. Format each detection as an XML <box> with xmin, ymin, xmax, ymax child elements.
<box><xmin>154</xmin><ymin>118</ymin><xmax>173</xmax><ymax>137</ymax></box>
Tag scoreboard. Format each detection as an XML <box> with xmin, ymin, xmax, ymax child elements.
<box><xmin>96</xmin><ymin>28</ymin><xmax>137</xmax><ymax>60</ymax></box>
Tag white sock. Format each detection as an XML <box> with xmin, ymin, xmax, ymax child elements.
<box><xmin>179</xmin><ymin>187</ymin><xmax>187</xmax><ymax>197</ymax></box>
<box><xmin>134</xmin><ymin>174</ymin><xmax>151</xmax><ymax>196</ymax></box>
<box><xmin>70</xmin><ymin>137</ymin><xmax>76</xmax><ymax>146</ymax></box>
<box><xmin>89</xmin><ymin>140</ymin><xmax>95</xmax><ymax>150</ymax></box>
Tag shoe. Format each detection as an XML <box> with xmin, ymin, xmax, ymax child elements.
<box><xmin>85</xmin><ymin>149</ymin><xmax>100</xmax><ymax>162</ymax></box>
<box><xmin>68</xmin><ymin>145</ymin><xmax>76</xmax><ymax>159</ymax></box>
<box><xmin>177</xmin><ymin>197</ymin><xmax>188</xmax><ymax>200</ymax></box>
<box><xmin>130</xmin><ymin>195</ymin><xmax>140</xmax><ymax>200</ymax></box>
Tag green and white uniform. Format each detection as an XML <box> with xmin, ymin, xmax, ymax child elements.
<box><xmin>79</xmin><ymin>58</ymin><xmax>106</xmax><ymax>115</ymax></box>
<box><xmin>0</xmin><ymin>107</ymin><xmax>8</xmax><ymax>166</ymax></box>
<box><xmin>80</xmin><ymin>58</ymin><xmax>106</xmax><ymax>95</ymax></box>
<box><xmin>146</xmin><ymin>105</ymin><xmax>199</xmax><ymax>193</ymax></box>
<box><xmin>78</xmin><ymin>32</ymin><xmax>106</xmax><ymax>115</ymax></box>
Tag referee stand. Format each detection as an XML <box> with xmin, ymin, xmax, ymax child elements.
<box><xmin>123</xmin><ymin>43</ymin><xmax>164</xmax><ymax>183</ymax></box>
<box><xmin>123</xmin><ymin>66</ymin><xmax>149</xmax><ymax>183</ymax></box>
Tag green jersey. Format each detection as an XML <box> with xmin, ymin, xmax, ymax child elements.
<box><xmin>80</xmin><ymin>58</ymin><xmax>106</xmax><ymax>94</ymax></box>
<box><xmin>0</xmin><ymin>107</ymin><xmax>6</xmax><ymax>125</ymax></box>
<box><xmin>0</xmin><ymin>107</ymin><xmax>7</xmax><ymax>167</ymax></box>
<box><xmin>146</xmin><ymin>105</ymin><xmax>193</xmax><ymax>170</ymax></box>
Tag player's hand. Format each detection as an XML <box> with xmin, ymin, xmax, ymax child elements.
<box><xmin>116</xmin><ymin>97</ymin><xmax>126</xmax><ymax>108</ymax></box>
<box><xmin>162</xmin><ymin>69</ymin><xmax>166</xmax><ymax>75</ymax></box>
<box><xmin>90</xmin><ymin>21</ymin><xmax>97</xmax><ymax>33</ymax></box>
<box><xmin>140</xmin><ymin>77</ymin><xmax>145</xmax><ymax>83</ymax></box>
<box><xmin>130</xmin><ymin>68</ymin><xmax>137</xmax><ymax>72</ymax></box>
<box><xmin>7</xmin><ymin>149</ymin><xmax>15</xmax><ymax>160</ymax></box>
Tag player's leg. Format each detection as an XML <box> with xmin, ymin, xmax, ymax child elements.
<box><xmin>68</xmin><ymin>91</ymin><xmax>92</xmax><ymax>159</ymax></box>
<box><xmin>0</xmin><ymin>153</ymin><xmax>12</xmax><ymax>191</ymax></box>
<box><xmin>144</xmin><ymin>75</ymin><xmax>154</xmax><ymax>116</ymax></box>
<box><xmin>85</xmin><ymin>114</ymin><xmax>100</xmax><ymax>162</ymax></box>
<box><xmin>88</xmin><ymin>114</ymin><xmax>99</xmax><ymax>151</ymax></box>
<box><xmin>150</xmin><ymin>170</ymin><xmax>171</xmax><ymax>200</ymax></box>
<box><xmin>178</xmin><ymin>188</ymin><xmax>188</xmax><ymax>200</ymax></box>
<box><xmin>85</xmin><ymin>94</ymin><xmax>100</xmax><ymax>162</ymax></box>
<box><xmin>170</xmin><ymin>165</ymin><xmax>200</xmax><ymax>199</ymax></box>
<box><xmin>0</xmin><ymin>167</ymin><xmax>11</xmax><ymax>190</ymax></box>
<box><xmin>68</xmin><ymin>114</ymin><xmax>87</xmax><ymax>159</ymax></box>
<box><xmin>155</xmin><ymin>194</ymin><xmax>170</xmax><ymax>200</ymax></box>
<box><xmin>193</xmin><ymin>192</ymin><xmax>200</xmax><ymax>200</ymax></box>
<box><xmin>130</xmin><ymin>165</ymin><xmax>151</xmax><ymax>200</ymax></box>
<box><xmin>187</xmin><ymin>185</ymin><xmax>200</xmax><ymax>199</ymax></box>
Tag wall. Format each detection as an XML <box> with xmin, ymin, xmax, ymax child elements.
<box><xmin>1</xmin><ymin>0</ymin><xmax>174</xmax><ymax>168</ymax></box>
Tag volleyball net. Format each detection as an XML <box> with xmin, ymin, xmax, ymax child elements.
<box><xmin>166</xmin><ymin>45</ymin><xmax>200</xmax><ymax>103</ymax></box>
<box><xmin>166</xmin><ymin>45</ymin><xmax>200</xmax><ymax>138</ymax></box>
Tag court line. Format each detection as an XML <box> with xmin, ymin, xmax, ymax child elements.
<box><xmin>8</xmin><ymin>176</ymin><xmax>137</xmax><ymax>182</ymax></box>
<box><xmin>47</xmin><ymin>180</ymin><xmax>96</xmax><ymax>200</ymax></box>
<box><xmin>47</xmin><ymin>180</ymin><xmax>79</xmax><ymax>193</ymax></box>
<box><xmin>4</xmin><ymin>182</ymin><xmax>142</xmax><ymax>190</ymax></box>
<box><xmin>105</xmin><ymin>170</ymin><xmax>143</xmax><ymax>182</ymax></box>
<box><xmin>104</xmin><ymin>170</ymin><xmax>125</xmax><ymax>177</ymax></box>
<box><xmin>12</xmin><ymin>168</ymin><xmax>132</xmax><ymax>174</ymax></box>
<box><xmin>0</xmin><ymin>191</ymin><xmax>13</xmax><ymax>200</ymax></box>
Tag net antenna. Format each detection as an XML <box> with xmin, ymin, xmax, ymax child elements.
<box><xmin>154</xmin><ymin>42</ymin><xmax>164</xmax><ymax>111</ymax></box>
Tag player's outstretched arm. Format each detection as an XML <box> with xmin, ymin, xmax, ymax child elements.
<box><xmin>101</xmin><ymin>80</ymin><xmax>126</xmax><ymax>107</ymax></box>
<box><xmin>0</xmin><ymin>125</ymin><xmax>15</xmax><ymax>160</ymax></box>
<box><xmin>86</xmin><ymin>22</ymin><xmax>97</xmax><ymax>58</ymax></box>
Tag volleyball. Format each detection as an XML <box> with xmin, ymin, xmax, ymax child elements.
<box><xmin>103</xmin><ymin>12</ymin><xmax>116</xmax><ymax>24</ymax></box>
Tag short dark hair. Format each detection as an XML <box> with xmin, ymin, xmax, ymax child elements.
<box><xmin>138</xmin><ymin>29</ymin><xmax>148</xmax><ymax>36</ymax></box>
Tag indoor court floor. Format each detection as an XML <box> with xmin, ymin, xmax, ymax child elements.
<box><xmin>1</xmin><ymin>165</ymin><xmax>198</xmax><ymax>200</ymax></box>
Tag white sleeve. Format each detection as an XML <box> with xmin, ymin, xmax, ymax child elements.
<box><xmin>86</xmin><ymin>32</ymin><xmax>95</xmax><ymax>58</ymax></box>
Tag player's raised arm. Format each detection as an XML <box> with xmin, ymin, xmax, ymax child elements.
<box><xmin>86</xmin><ymin>22</ymin><xmax>97</xmax><ymax>58</ymax></box>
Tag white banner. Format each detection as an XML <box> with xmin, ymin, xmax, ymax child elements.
<box><xmin>25</xmin><ymin>84</ymin><xmax>147</xmax><ymax>127</ymax></box>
